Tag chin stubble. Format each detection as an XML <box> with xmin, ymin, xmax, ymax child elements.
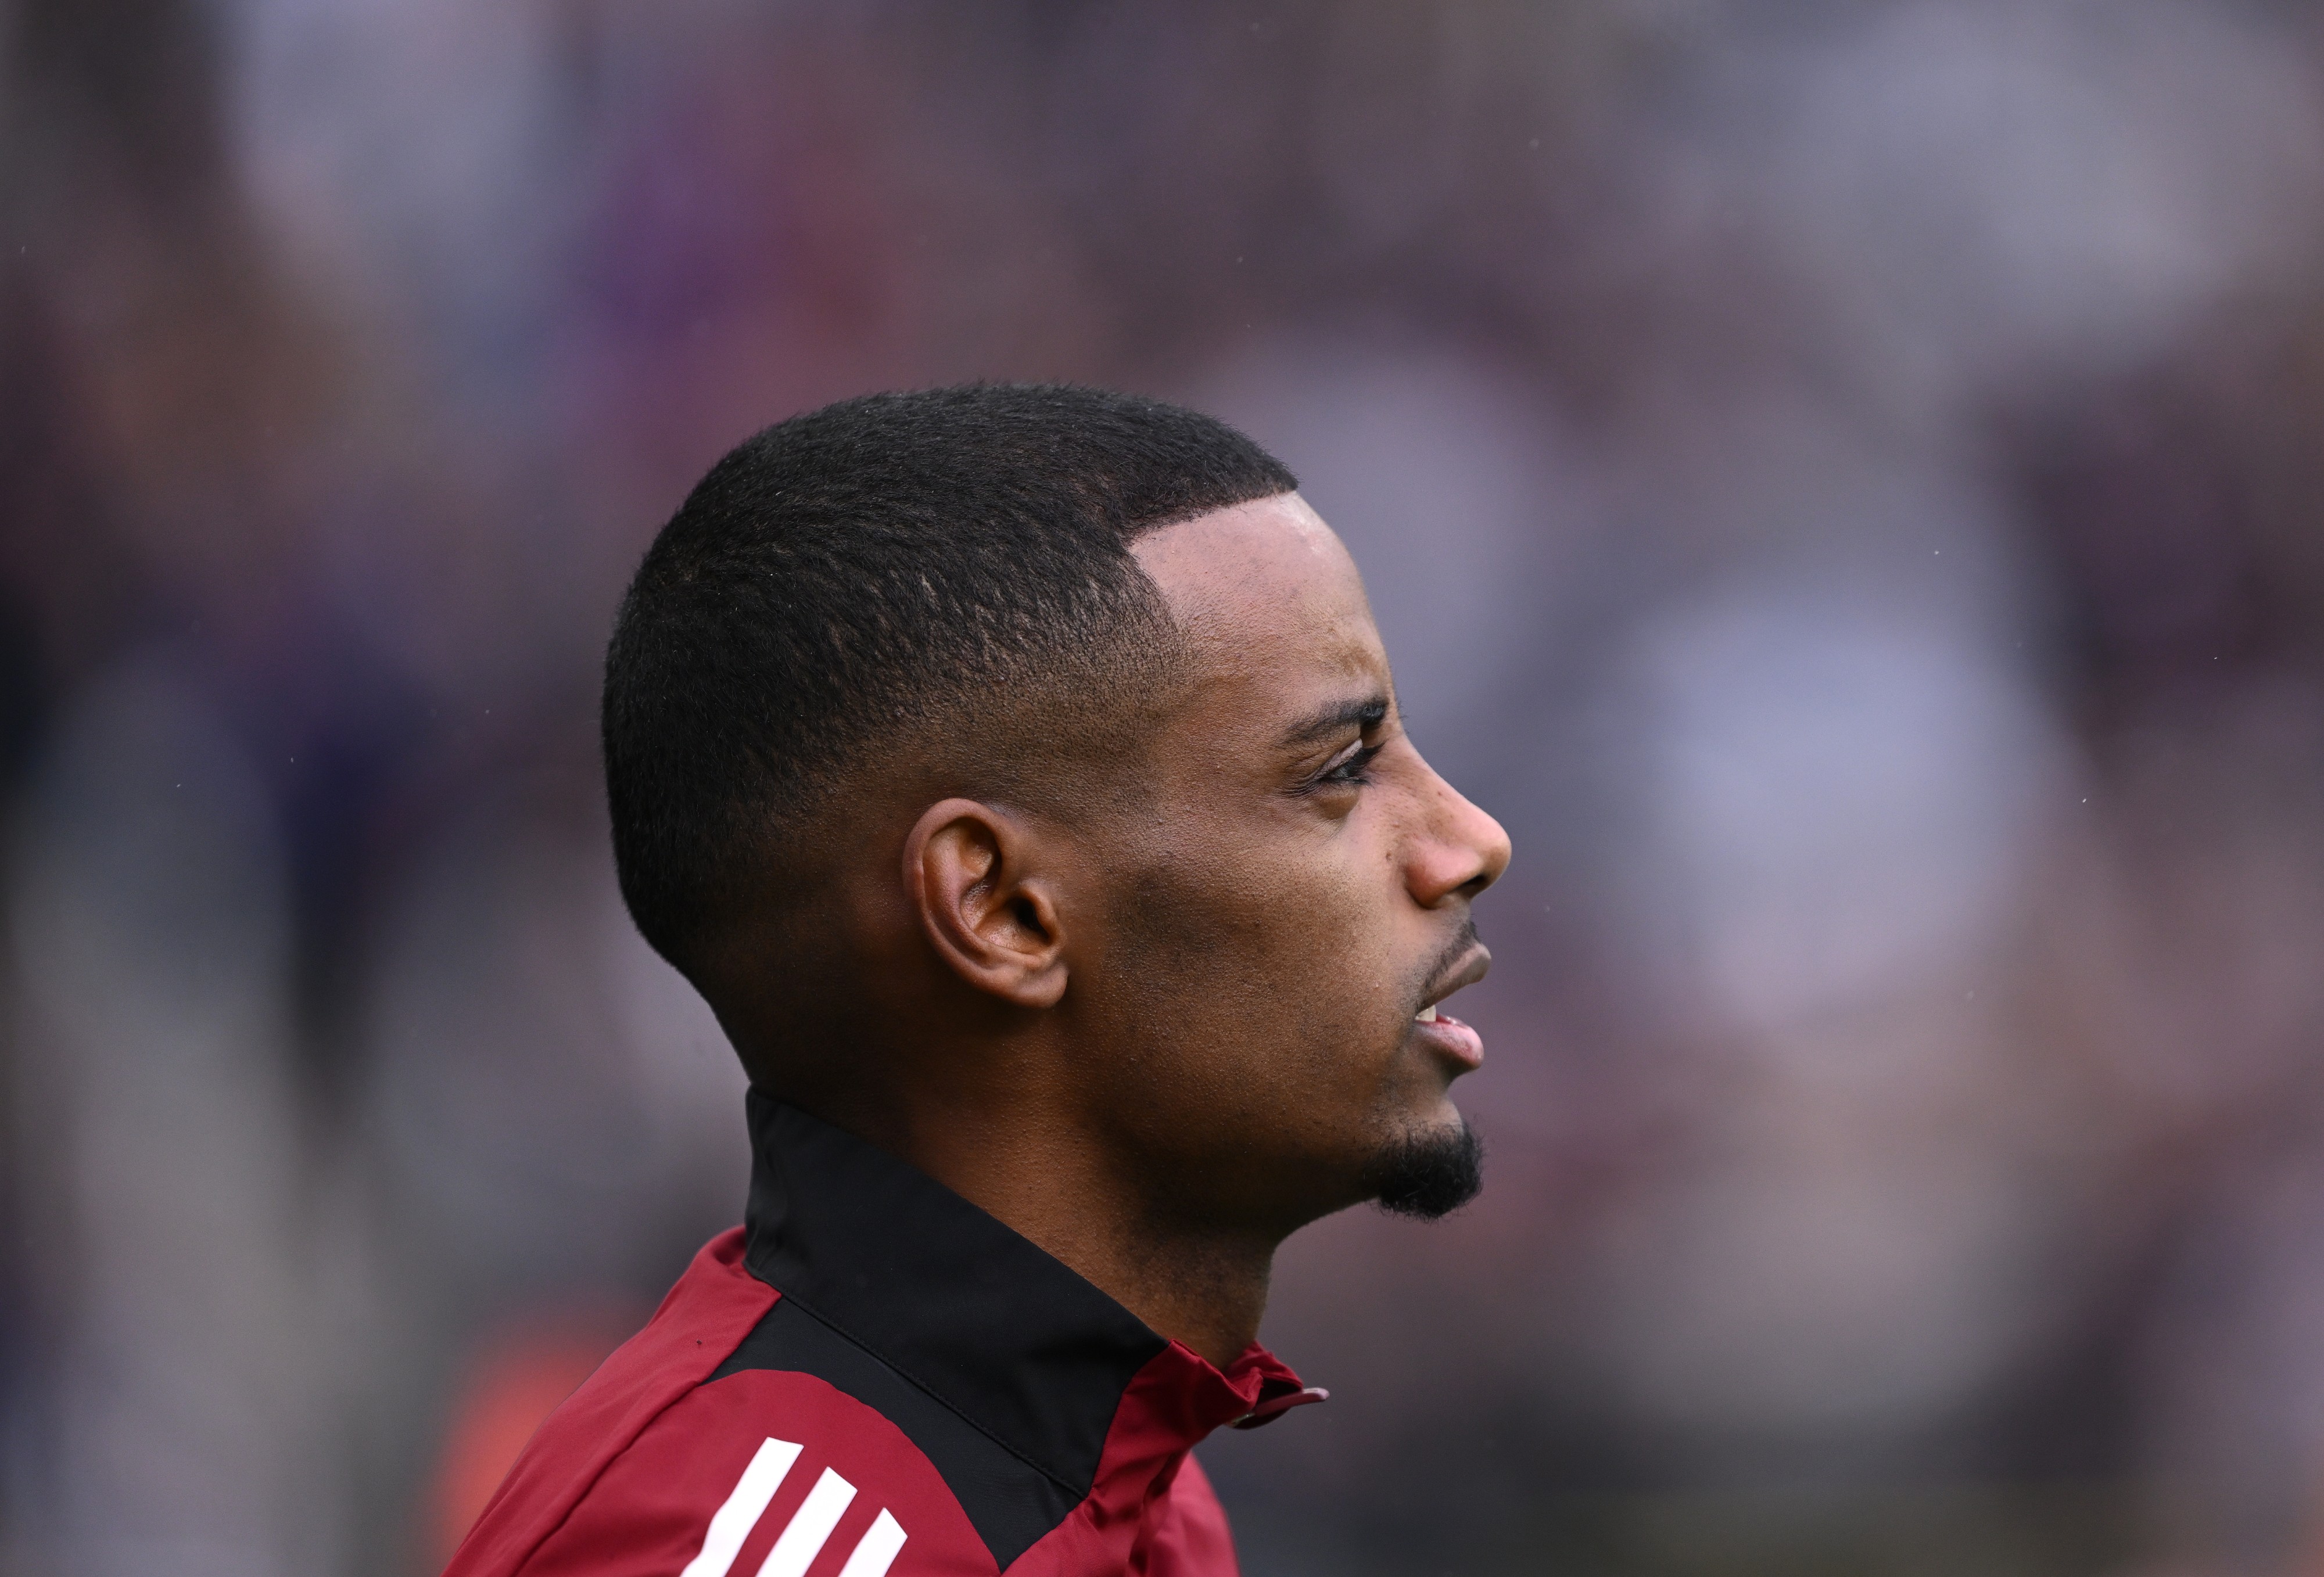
<box><xmin>1362</xmin><ymin>1116</ymin><xmax>1485</xmax><ymax>1220</ymax></box>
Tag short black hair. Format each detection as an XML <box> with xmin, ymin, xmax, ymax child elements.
<box><xmin>603</xmin><ymin>383</ymin><xmax>1297</xmax><ymax>975</ymax></box>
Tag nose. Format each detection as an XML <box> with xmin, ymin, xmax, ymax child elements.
<box><xmin>1405</xmin><ymin>753</ymin><xmax>1512</xmax><ymax>908</ymax></box>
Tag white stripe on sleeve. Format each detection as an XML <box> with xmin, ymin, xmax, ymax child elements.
<box><xmin>833</xmin><ymin>1509</ymin><xmax>909</xmax><ymax>1577</ymax></box>
<box><xmin>754</xmin><ymin>1467</ymin><xmax>858</xmax><ymax>1577</ymax></box>
<box><xmin>679</xmin><ymin>1438</ymin><xmax>803</xmax><ymax>1577</ymax></box>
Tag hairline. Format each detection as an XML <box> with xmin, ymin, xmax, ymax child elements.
<box><xmin>668</xmin><ymin>498</ymin><xmax>1265</xmax><ymax>989</ymax></box>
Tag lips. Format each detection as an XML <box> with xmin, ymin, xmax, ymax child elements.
<box><xmin>1411</xmin><ymin>944</ymin><xmax>1491</xmax><ymax>1070</ymax></box>
<box><xmin>1411</xmin><ymin>1007</ymin><xmax>1485</xmax><ymax>1069</ymax></box>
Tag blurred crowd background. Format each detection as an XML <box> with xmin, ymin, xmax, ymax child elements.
<box><xmin>7</xmin><ymin>1</ymin><xmax>2324</xmax><ymax>1574</ymax></box>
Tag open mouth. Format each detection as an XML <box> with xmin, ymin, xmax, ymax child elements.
<box><xmin>1411</xmin><ymin>948</ymin><xmax>1490</xmax><ymax>1070</ymax></box>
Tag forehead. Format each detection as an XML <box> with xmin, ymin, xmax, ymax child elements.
<box><xmin>1131</xmin><ymin>494</ymin><xmax>1385</xmax><ymax>699</ymax></box>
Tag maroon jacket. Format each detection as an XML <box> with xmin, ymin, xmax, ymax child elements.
<box><xmin>443</xmin><ymin>1096</ymin><xmax>1322</xmax><ymax>1577</ymax></box>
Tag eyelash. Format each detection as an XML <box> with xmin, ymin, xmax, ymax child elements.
<box><xmin>1311</xmin><ymin>742</ymin><xmax>1383</xmax><ymax>792</ymax></box>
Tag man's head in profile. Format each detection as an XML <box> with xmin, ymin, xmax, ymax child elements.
<box><xmin>447</xmin><ymin>385</ymin><xmax>1511</xmax><ymax>1577</ymax></box>
<box><xmin>602</xmin><ymin>383</ymin><xmax>1511</xmax><ymax>1367</ymax></box>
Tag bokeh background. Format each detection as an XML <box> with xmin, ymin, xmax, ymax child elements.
<box><xmin>8</xmin><ymin>1</ymin><xmax>2324</xmax><ymax>1574</ymax></box>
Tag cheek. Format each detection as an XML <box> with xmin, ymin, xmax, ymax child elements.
<box><xmin>1104</xmin><ymin>840</ymin><xmax>1404</xmax><ymax>1105</ymax></box>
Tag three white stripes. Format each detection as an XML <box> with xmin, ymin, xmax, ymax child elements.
<box><xmin>677</xmin><ymin>1438</ymin><xmax>908</xmax><ymax>1577</ymax></box>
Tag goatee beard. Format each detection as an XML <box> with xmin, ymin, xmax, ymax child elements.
<box><xmin>1362</xmin><ymin>1116</ymin><xmax>1484</xmax><ymax>1220</ymax></box>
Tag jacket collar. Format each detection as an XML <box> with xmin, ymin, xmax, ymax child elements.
<box><xmin>740</xmin><ymin>1091</ymin><xmax>1311</xmax><ymax>1497</ymax></box>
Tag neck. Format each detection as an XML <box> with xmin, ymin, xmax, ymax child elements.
<box><xmin>810</xmin><ymin>1086</ymin><xmax>1279</xmax><ymax>1369</ymax></box>
<box><xmin>970</xmin><ymin>1149</ymin><xmax>1279</xmax><ymax>1370</ymax></box>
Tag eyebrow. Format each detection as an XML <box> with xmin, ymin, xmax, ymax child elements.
<box><xmin>1278</xmin><ymin>693</ymin><xmax>1390</xmax><ymax>750</ymax></box>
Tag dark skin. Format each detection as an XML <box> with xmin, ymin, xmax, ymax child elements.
<box><xmin>713</xmin><ymin>493</ymin><xmax>1512</xmax><ymax>1367</ymax></box>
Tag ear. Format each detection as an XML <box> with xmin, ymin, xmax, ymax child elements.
<box><xmin>903</xmin><ymin>798</ymin><xmax>1070</xmax><ymax>1008</ymax></box>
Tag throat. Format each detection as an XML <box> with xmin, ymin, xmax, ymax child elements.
<box><xmin>923</xmin><ymin>1135</ymin><xmax>1280</xmax><ymax>1368</ymax></box>
<box><xmin>1102</xmin><ymin>1231</ymin><xmax>1276</xmax><ymax>1370</ymax></box>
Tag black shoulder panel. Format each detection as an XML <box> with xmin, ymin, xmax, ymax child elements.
<box><xmin>710</xmin><ymin>1296</ymin><xmax>1081</xmax><ymax>1568</ymax></box>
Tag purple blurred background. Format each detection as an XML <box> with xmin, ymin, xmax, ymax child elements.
<box><xmin>9</xmin><ymin>2</ymin><xmax>2324</xmax><ymax>1574</ymax></box>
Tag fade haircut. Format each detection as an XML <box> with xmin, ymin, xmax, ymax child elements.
<box><xmin>603</xmin><ymin>383</ymin><xmax>1298</xmax><ymax>975</ymax></box>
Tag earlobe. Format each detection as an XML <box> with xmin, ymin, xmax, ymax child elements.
<box><xmin>903</xmin><ymin>798</ymin><xmax>1070</xmax><ymax>1008</ymax></box>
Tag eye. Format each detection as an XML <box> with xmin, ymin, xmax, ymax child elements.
<box><xmin>1311</xmin><ymin>740</ymin><xmax>1383</xmax><ymax>792</ymax></box>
